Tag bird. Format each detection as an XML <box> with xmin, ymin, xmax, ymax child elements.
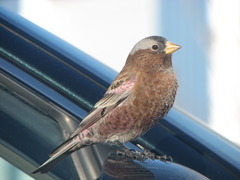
<box><xmin>33</xmin><ymin>36</ymin><xmax>181</xmax><ymax>174</ymax></box>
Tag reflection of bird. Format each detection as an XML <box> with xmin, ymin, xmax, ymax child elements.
<box><xmin>33</xmin><ymin>36</ymin><xmax>181</xmax><ymax>174</ymax></box>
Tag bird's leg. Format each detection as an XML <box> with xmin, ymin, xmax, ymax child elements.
<box><xmin>115</xmin><ymin>141</ymin><xmax>136</xmax><ymax>156</ymax></box>
<box><xmin>114</xmin><ymin>142</ymin><xmax>172</xmax><ymax>161</ymax></box>
<box><xmin>115</xmin><ymin>141</ymin><xmax>144</xmax><ymax>159</ymax></box>
<box><xmin>136</xmin><ymin>144</ymin><xmax>173</xmax><ymax>161</ymax></box>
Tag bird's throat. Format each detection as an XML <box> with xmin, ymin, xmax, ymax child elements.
<box><xmin>162</xmin><ymin>54</ymin><xmax>173</xmax><ymax>69</ymax></box>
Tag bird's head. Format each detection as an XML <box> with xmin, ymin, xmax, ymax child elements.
<box><xmin>125</xmin><ymin>36</ymin><xmax>181</xmax><ymax>72</ymax></box>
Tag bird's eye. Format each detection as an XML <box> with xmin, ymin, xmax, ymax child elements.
<box><xmin>152</xmin><ymin>45</ymin><xmax>159</xmax><ymax>50</ymax></box>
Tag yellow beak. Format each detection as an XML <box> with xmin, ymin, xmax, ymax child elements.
<box><xmin>164</xmin><ymin>41</ymin><xmax>181</xmax><ymax>54</ymax></box>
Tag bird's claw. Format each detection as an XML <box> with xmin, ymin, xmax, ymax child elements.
<box><xmin>116</xmin><ymin>148</ymin><xmax>142</xmax><ymax>158</ymax></box>
<box><xmin>142</xmin><ymin>149</ymin><xmax>172</xmax><ymax>162</ymax></box>
<box><xmin>155</xmin><ymin>155</ymin><xmax>173</xmax><ymax>162</ymax></box>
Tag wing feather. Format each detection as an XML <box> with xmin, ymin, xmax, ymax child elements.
<box><xmin>70</xmin><ymin>75</ymin><xmax>136</xmax><ymax>138</ymax></box>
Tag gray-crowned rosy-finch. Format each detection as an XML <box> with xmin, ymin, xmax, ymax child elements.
<box><xmin>33</xmin><ymin>36</ymin><xmax>181</xmax><ymax>174</ymax></box>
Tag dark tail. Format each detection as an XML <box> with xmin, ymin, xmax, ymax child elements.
<box><xmin>32</xmin><ymin>151</ymin><xmax>71</xmax><ymax>174</ymax></box>
<box><xmin>32</xmin><ymin>137</ymin><xmax>80</xmax><ymax>174</ymax></box>
<box><xmin>49</xmin><ymin>137</ymin><xmax>74</xmax><ymax>157</ymax></box>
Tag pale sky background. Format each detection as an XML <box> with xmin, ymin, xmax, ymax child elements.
<box><xmin>19</xmin><ymin>0</ymin><xmax>157</xmax><ymax>72</ymax></box>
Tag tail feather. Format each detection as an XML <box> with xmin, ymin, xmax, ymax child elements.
<box><xmin>49</xmin><ymin>137</ymin><xmax>75</xmax><ymax>157</ymax></box>
<box><xmin>32</xmin><ymin>152</ymin><xmax>71</xmax><ymax>174</ymax></box>
<box><xmin>32</xmin><ymin>138</ymin><xmax>79</xmax><ymax>174</ymax></box>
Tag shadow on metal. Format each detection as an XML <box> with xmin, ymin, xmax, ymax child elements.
<box><xmin>101</xmin><ymin>153</ymin><xmax>209</xmax><ymax>180</ymax></box>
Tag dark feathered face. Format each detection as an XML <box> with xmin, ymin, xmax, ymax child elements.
<box><xmin>125</xmin><ymin>36</ymin><xmax>181</xmax><ymax>72</ymax></box>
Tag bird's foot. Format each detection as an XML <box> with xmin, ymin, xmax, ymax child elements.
<box><xmin>142</xmin><ymin>148</ymin><xmax>172</xmax><ymax>161</ymax></box>
<box><xmin>115</xmin><ymin>142</ymin><xmax>172</xmax><ymax>161</ymax></box>
<box><xmin>116</xmin><ymin>148</ymin><xmax>144</xmax><ymax>159</ymax></box>
<box><xmin>136</xmin><ymin>144</ymin><xmax>173</xmax><ymax>161</ymax></box>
